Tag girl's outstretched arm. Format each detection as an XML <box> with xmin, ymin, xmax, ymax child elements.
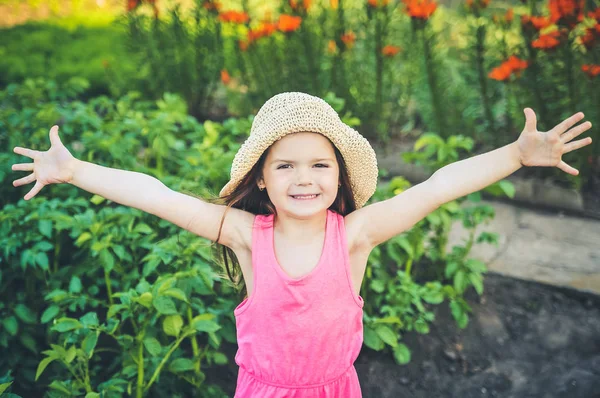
<box><xmin>430</xmin><ymin>109</ymin><xmax>592</xmax><ymax>205</ymax></box>
<box><xmin>347</xmin><ymin>109</ymin><xmax>593</xmax><ymax>249</ymax></box>
<box><xmin>12</xmin><ymin>125</ymin><xmax>253</xmax><ymax>251</ymax></box>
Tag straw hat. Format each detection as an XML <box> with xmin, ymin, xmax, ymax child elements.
<box><xmin>219</xmin><ymin>92</ymin><xmax>378</xmax><ymax>209</ymax></box>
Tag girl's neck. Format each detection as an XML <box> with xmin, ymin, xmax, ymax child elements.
<box><xmin>273</xmin><ymin>210</ymin><xmax>327</xmax><ymax>242</ymax></box>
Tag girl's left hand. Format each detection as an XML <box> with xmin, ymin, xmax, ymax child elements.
<box><xmin>517</xmin><ymin>108</ymin><xmax>593</xmax><ymax>175</ymax></box>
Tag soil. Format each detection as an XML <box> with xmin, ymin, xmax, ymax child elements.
<box><xmin>211</xmin><ymin>272</ymin><xmax>600</xmax><ymax>398</ymax></box>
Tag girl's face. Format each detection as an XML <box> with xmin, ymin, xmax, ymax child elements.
<box><xmin>259</xmin><ymin>132</ymin><xmax>340</xmax><ymax>217</ymax></box>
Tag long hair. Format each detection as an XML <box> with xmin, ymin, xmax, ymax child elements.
<box><xmin>205</xmin><ymin>135</ymin><xmax>357</xmax><ymax>299</ymax></box>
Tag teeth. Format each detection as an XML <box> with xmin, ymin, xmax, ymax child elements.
<box><xmin>293</xmin><ymin>194</ymin><xmax>317</xmax><ymax>199</ymax></box>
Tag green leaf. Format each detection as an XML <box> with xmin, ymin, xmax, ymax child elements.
<box><xmin>35</xmin><ymin>357</ymin><xmax>56</xmax><ymax>381</ymax></box>
<box><xmin>163</xmin><ymin>288</ymin><xmax>188</xmax><ymax>302</ymax></box>
<box><xmin>163</xmin><ymin>314</ymin><xmax>184</xmax><ymax>337</ymax></box>
<box><xmin>414</xmin><ymin>319</ymin><xmax>430</xmax><ymax>334</ymax></box>
<box><xmin>107</xmin><ymin>304</ymin><xmax>126</xmax><ymax>319</ymax></box>
<box><xmin>393</xmin><ymin>343</ymin><xmax>411</xmax><ymax>365</ymax></box>
<box><xmin>468</xmin><ymin>273</ymin><xmax>484</xmax><ymax>295</ymax></box>
<box><xmin>64</xmin><ymin>345</ymin><xmax>76</xmax><ymax>363</ymax></box>
<box><xmin>137</xmin><ymin>292</ymin><xmax>153</xmax><ymax>308</ymax></box>
<box><xmin>192</xmin><ymin>319</ymin><xmax>221</xmax><ymax>333</ymax></box>
<box><xmin>15</xmin><ymin>304</ymin><xmax>37</xmax><ymax>324</ymax></box>
<box><xmin>90</xmin><ymin>194</ymin><xmax>105</xmax><ymax>205</ymax></box>
<box><xmin>69</xmin><ymin>276</ymin><xmax>82</xmax><ymax>293</ymax></box>
<box><xmin>375</xmin><ymin>325</ymin><xmax>398</xmax><ymax>347</ymax></box>
<box><xmin>168</xmin><ymin>358</ymin><xmax>195</xmax><ymax>373</ymax></box>
<box><xmin>52</xmin><ymin>318</ymin><xmax>82</xmax><ymax>332</ymax></box>
<box><xmin>80</xmin><ymin>312</ymin><xmax>99</xmax><ymax>327</ymax></box>
<box><xmin>48</xmin><ymin>380</ymin><xmax>71</xmax><ymax>394</ymax></box>
<box><xmin>39</xmin><ymin>219</ymin><xmax>53</xmax><ymax>238</ymax></box>
<box><xmin>75</xmin><ymin>232</ymin><xmax>92</xmax><ymax>246</ymax></box>
<box><xmin>454</xmin><ymin>270</ymin><xmax>466</xmax><ymax>294</ymax></box>
<box><xmin>41</xmin><ymin>305</ymin><xmax>60</xmax><ymax>323</ymax></box>
<box><xmin>143</xmin><ymin>337</ymin><xmax>162</xmax><ymax>357</ymax></box>
<box><xmin>153</xmin><ymin>296</ymin><xmax>178</xmax><ymax>315</ymax></box>
<box><xmin>86</xmin><ymin>393</ymin><xmax>100</xmax><ymax>398</ymax></box>
<box><xmin>213</xmin><ymin>352</ymin><xmax>228</xmax><ymax>365</ymax></box>
<box><xmin>35</xmin><ymin>251</ymin><xmax>49</xmax><ymax>270</ymax></box>
<box><xmin>370</xmin><ymin>279</ymin><xmax>385</xmax><ymax>293</ymax></box>
<box><xmin>422</xmin><ymin>290</ymin><xmax>444</xmax><ymax>304</ymax></box>
<box><xmin>444</xmin><ymin>261</ymin><xmax>459</xmax><ymax>278</ymax></box>
<box><xmin>363</xmin><ymin>326</ymin><xmax>383</xmax><ymax>351</ymax></box>
<box><xmin>2</xmin><ymin>316</ymin><xmax>18</xmax><ymax>336</ymax></box>
<box><xmin>82</xmin><ymin>332</ymin><xmax>99</xmax><ymax>357</ymax></box>
<box><xmin>0</xmin><ymin>381</ymin><xmax>13</xmax><ymax>395</ymax></box>
<box><xmin>100</xmin><ymin>249</ymin><xmax>115</xmax><ymax>272</ymax></box>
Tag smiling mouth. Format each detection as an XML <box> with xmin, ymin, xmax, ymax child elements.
<box><xmin>290</xmin><ymin>194</ymin><xmax>320</xmax><ymax>200</ymax></box>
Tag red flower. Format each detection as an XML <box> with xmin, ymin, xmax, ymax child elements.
<box><xmin>278</xmin><ymin>15</ymin><xmax>302</xmax><ymax>32</ymax></box>
<box><xmin>579</xmin><ymin>25</ymin><xmax>598</xmax><ymax>50</ymax></box>
<box><xmin>529</xmin><ymin>16</ymin><xmax>553</xmax><ymax>30</ymax></box>
<box><xmin>341</xmin><ymin>31</ymin><xmax>356</xmax><ymax>49</ymax></box>
<box><xmin>382</xmin><ymin>45</ymin><xmax>402</xmax><ymax>57</ymax></box>
<box><xmin>221</xmin><ymin>70</ymin><xmax>231</xmax><ymax>85</ymax></box>
<box><xmin>202</xmin><ymin>1</ymin><xmax>221</xmax><ymax>12</ymax></box>
<box><xmin>532</xmin><ymin>30</ymin><xmax>563</xmax><ymax>50</ymax></box>
<box><xmin>403</xmin><ymin>0</ymin><xmax>438</xmax><ymax>20</ymax></box>
<box><xmin>488</xmin><ymin>55</ymin><xmax>529</xmax><ymax>81</ymax></box>
<box><xmin>548</xmin><ymin>0</ymin><xmax>585</xmax><ymax>29</ymax></box>
<box><xmin>249</xmin><ymin>22</ymin><xmax>278</xmax><ymax>41</ymax></box>
<box><xmin>582</xmin><ymin>64</ymin><xmax>600</xmax><ymax>78</ymax></box>
<box><xmin>219</xmin><ymin>10</ymin><xmax>249</xmax><ymax>24</ymax></box>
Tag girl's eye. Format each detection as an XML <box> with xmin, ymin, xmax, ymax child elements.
<box><xmin>277</xmin><ymin>164</ymin><xmax>329</xmax><ymax>169</ymax></box>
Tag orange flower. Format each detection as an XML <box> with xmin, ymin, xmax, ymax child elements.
<box><xmin>249</xmin><ymin>22</ymin><xmax>278</xmax><ymax>41</ymax></box>
<box><xmin>239</xmin><ymin>40</ymin><xmax>249</xmax><ymax>51</ymax></box>
<box><xmin>368</xmin><ymin>0</ymin><xmax>390</xmax><ymax>6</ymax></box>
<box><xmin>403</xmin><ymin>0</ymin><xmax>438</xmax><ymax>20</ymax></box>
<box><xmin>341</xmin><ymin>31</ymin><xmax>356</xmax><ymax>48</ymax></box>
<box><xmin>488</xmin><ymin>55</ymin><xmax>529</xmax><ymax>81</ymax></box>
<box><xmin>382</xmin><ymin>45</ymin><xmax>402</xmax><ymax>57</ymax></box>
<box><xmin>221</xmin><ymin>70</ymin><xmax>231</xmax><ymax>85</ymax></box>
<box><xmin>278</xmin><ymin>14</ymin><xmax>302</xmax><ymax>32</ymax></box>
<box><xmin>127</xmin><ymin>0</ymin><xmax>139</xmax><ymax>11</ymax></box>
<box><xmin>548</xmin><ymin>0</ymin><xmax>585</xmax><ymax>29</ymax></box>
<box><xmin>327</xmin><ymin>40</ymin><xmax>337</xmax><ymax>53</ymax></box>
<box><xmin>331</xmin><ymin>0</ymin><xmax>339</xmax><ymax>9</ymax></box>
<box><xmin>290</xmin><ymin>0</ymin><xmax>312</xmax><ymax>11</ymax></box>
<box><xmin>219</xmin><ymin>10</ymin><xmax>249</xmax><ymax>24</ymax></box>
<box><xmin>532</xmin><ymin>30</ymin><xmax>563</xmax><ymax>49</ymax></box>
<box><xmin>505</xmin><ymin>8</ymin><xmax>514</xmax><ymax>22</ymax></box>
<box><xmin>582</xmin><ymin>64</ymin><xmax>600</xmax><ymax>77</ymax></box>
<box><xmin>530</xmin><ymin>16</ymin><xmax>552</xmax><ymax>30</ymax></box>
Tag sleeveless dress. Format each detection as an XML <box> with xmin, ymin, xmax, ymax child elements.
<box><xmin>233</xmin><ymin>208</ymin><xmax>365</xmax><ymax>397</ymax></box>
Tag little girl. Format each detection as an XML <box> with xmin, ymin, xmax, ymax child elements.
<box><xmin>12</xmin><ymin>92</ymin><xmax>593</xmax><ymax>397</ymax></box>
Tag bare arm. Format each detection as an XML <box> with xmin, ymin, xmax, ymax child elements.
<box><xmin>69</xmin><ymin>159</ymin><xmax>169</xmax><ymax>216</ymax></box>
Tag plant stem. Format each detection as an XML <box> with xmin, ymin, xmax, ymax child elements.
<box><xmin>144</xmin><ymin>332</ymin><xmax>193</xmax><ymax>393</ymax></box>
<box><xmin>186</xmin><ymin>306</ymin><xmax>201</xmax><ymax>373</ymax></box>
<box><xmin>104</xmin><ymin>268</ymin><xmax>114</xmax><ymax>306</ymax></box>
<box><xmin>136</xmin><ymin>338</ymin><xmax>144</xmax><ymax>398</ymax></box>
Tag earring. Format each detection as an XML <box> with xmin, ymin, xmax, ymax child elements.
<box><xmin>338</xmin><ymin>183</ymin><xmax>341</xmax><ymax>188</ymax></box>
<box><xmin>259</xmin><ymin>186</ymin><xmax>265</xmax><ymax>191</ymax></box>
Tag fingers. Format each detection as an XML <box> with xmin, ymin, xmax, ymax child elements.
<box><xmin>13</xmin><ymin>172</ymin><xmax>36</xmax><ymax>187</ymax></box>
<box><xmin>557</xmin><ymin>160</ymin><xmax>579</xmax><ymax>175</ymax></box>
<box><xmin>563</xmin><ymin>137</ymin><xmax>593</xmax><ymax>154</ymax></box>
<box><xmin>13</xmin><ymin>146</ymin><xmax>38</xmax><ymax>159</ymax></box>
<box><xmin>49</xmin><ymin>125</ymin><xmax>61</xmax><ymax>147</ymax></box>
<box><xmin>555</xmin><ymin>112</ymin><xmax>585</xmax><ymax>135</ymax></box>
<box><xmin>24</xmin><ymin>181</ymin><xmax>44</xmax><ymax>201</ymax></box>
<box><xmin>561</xmin><ymin>120</ymin><xmax>592</xmax><ymax>143</ymax></box>
<box><xmin>524</xmin><ymin>108</ymin><xmax>537</xmax><ymax>131</ymax></box>
<box><xmin>12</xmin><ymin>163</ymin><xmax>34</xmax><ymax>172</ymax></box>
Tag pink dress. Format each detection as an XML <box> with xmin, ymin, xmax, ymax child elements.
<box><xmin>233</xmin><ymin>208</ymin><xmax>365</xmax><ymax>397</ymax></box>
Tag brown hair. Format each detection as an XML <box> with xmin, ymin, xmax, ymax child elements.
<box><xmin>205</xmin><ymin>136</ymin><xmax>356</xmax><ymax>299</ymax></box>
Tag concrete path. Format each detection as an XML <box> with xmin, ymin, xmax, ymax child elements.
<box><xmin>445</xmin><ymin>198</ymin><xmax>600</xmax><ymax>295</ymax></box>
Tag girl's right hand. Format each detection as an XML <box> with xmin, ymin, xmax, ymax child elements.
<box><xmin>12</xmin><ymin>125</ymin><xmax>77</xmax><ymax>201</ymax></box>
